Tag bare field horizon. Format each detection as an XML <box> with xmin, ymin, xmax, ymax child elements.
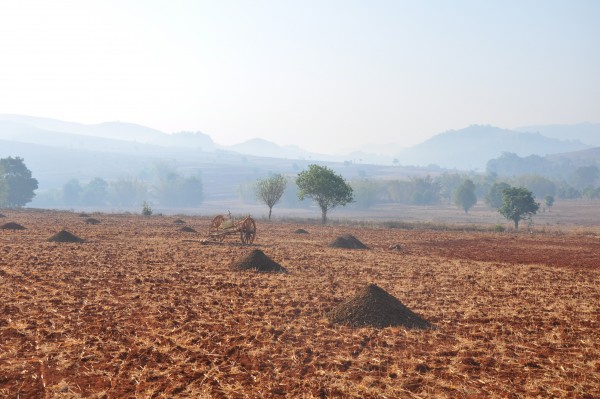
<box><xmin>1</xmin><ymin>210</ymin><xmax>599</xmax><ymax>398</ymax></box>
<box><xmin>29</xmin><ymin>198</ymin><xmax>600</xmax><ymax>234</ymax></box>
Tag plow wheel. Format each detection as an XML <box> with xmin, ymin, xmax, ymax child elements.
<box><xmin>209</xmin><ymin>214</ymin><xmax>226</xmax><ymax>241</ymax></box>
<box><xmin>239</xmin><ymin>217</ymin><xmax>256</xmax><ymax>245</ymax></box>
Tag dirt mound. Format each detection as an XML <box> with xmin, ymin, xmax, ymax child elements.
<box><xmin>294</xmin><ymin>228</ymin><xmax>309</xmax><ymax>234</ymax></box>
<box><xmin>1</xmin><ymin>222</ymin><xmax>26</xmax><ymax>230</ymax></box>
<box><xmin>85</xmin><ymin>218</ymin><xmax>101</xmax><ymax>225</ymax></box>
<box><xmin>329</xmin><ymin>234</ymin><xmax>368</xmax><ymax>249</ymax></box>
<box><xmin>230</xmin><ymin>249</ymin><xmax>287</xmax><ymax>273</ymax></box>
<box><xmin>179</xmin><ymin>226</ymin><xmax>197</xmax><ymax>233</ymax></box>
<box><xmin>0</xmin><ymin>213</ymin><xmax>6</xmax><ymax>218</ymax></box>
<box><xmin>173</xmin><ymin>219</ymin><xmax>186</xmax><ymax>224</ymax></box>
<box><xmin>48</xmin><ymin>230</ymin><xmax>85</xmax><ymax>243</ymax></box>
<box><xmin>78</xmin><ymin>212</ymin><xmax>91</xmax><ymax>217</ymax></box>
<box><xmin>327</xmin><ymin>283</ymin><xmax>433</xmax><ymax>329</ymax></box>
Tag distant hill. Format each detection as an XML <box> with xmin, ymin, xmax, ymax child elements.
<box><xmin>546</xmin><ymin>146</ymin><xmax>600</xmax><ymax>166</ymax></box>
<box><xmin>395</xmin><ymin>125</ymin><xmax>590</xmax><ymax>170</ymax></box>
<box><xmin>0</xmin><ymin>114</ymin><xmax>216</xmax><ymax>150</ymax></box>
<box><xmin>228</xmin><ymin>138</ymin><xmax>312</xmax><ymax>159</ymax></box>
<box><xmin>517</xmin><ymin>123</ymin><xmax>600</xmax><ymax>147</ymax></box>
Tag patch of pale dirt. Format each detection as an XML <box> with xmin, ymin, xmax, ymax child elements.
<box><xmin>0</xmin><ymin>211</ymin><xmax>599</xmax><ymax>398</ymax></box>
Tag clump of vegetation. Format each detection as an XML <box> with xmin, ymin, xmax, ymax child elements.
<box><xmin>141</xmin><ymin>201</ymin><xmax>153</xmax><ymax>216</ymax></box>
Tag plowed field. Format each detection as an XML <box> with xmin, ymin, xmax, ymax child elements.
<box><xmin>1</xmin><ymin>210</ymin><xmax>599</xmax><ymax>398</ymax></box>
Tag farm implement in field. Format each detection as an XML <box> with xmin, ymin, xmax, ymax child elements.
<box><xmin>205</xmin><ymin>212</ymin><xmax>256</xmax><ymax>245</ymax></box>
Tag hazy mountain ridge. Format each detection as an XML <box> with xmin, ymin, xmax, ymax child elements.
<box><xmin>0</xmin><ymin>115</ymin><xmax>595</xmax><ymax>172</ymax></box>
<box><xmin>517</xmin><ymin>123</ymin><xmax>600</xmax><ymax>147</ymax></box>
<box><xmin>395</xmin><ymin>125</ymin><xmax>590</xmax><ymax>170</ymax></box>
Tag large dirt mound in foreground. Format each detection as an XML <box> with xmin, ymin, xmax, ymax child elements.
<box><xmin>1</xmin><ymin>222</ymin><xmax>26</xmax><ymax>230</ymax></box>
<box><xmin>327</xmin><ymin>284</ymin><xmax>433</xmax><ymax>329</ymax></box>
<box><xmin>48</xmin><ymin>230</ymin><xmax>85</xmax><ymax>243</ymax></box>
<box><xmin>329</xmin><ymin>234</ymin><xmax>368</xmax><ymax>249</ymax></box>
<box><xmin>230</xmin><ymin>249</ymin><xmax>287</xmax><ymax>273</ymax></box>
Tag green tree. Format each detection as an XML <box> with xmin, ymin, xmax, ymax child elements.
<box><xmin>499</xmin><ymin>187</ymin><xmax>540</xmax><ymax>230</ymax></box>
<box><xmin>544</xmin><ymin>195</ymin><xmax>554</xmax><ymax>210</ymax></box>
<box><xmin>255</xmin><ymin>174</ymin><xmax>287</xmax><ymax>220</ymax></box>
<box><xmin>454</xmin><ymin>179</ymin><xmax>477</xmax><ymax>214</ymax></box>
<box><xmin>62</xmin><ymin>179</ymin><xmax>83</xmax><ymax>205</ymax></box>
<box><xmin>81</xmin><ymin>178</ymin><xmax>109</xmax><ymax>206</ymax></box>
<box><xmin>350</xmin><ymin>178</ymin><xmax>379</xmax><ymax>209</ymax></box>
<box><xmin>0</xmin><ymin>156</ymin><xmax>39</xmax><ymax>207</ymax></box>
<box><xmin>572</xmin><ymin>165</ymin><xmax>599</xmax><ymax>189</ymax></box>
<box><xmin>485</xmin><ymin>182</ymin><xmax>511</xmax><ymax>209</ymax></box>
<box><xmin>296</xmin><ymin>164</ymin><xmax>353</xmax><ymax>224</ymax></box>
<box><xmin>110</xmin><ymin>177</ymin><xmax>148</xmax><ymax>207</ymax></box>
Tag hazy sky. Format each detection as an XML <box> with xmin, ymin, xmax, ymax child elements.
<box><xmin>1</xmin><ymin>1</ymin><xmax>599</xmax><ymax>153</ymax></box>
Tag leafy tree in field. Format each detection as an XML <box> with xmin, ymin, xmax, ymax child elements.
<box><xmin>0</xmin><ymin>156</ymin><xmax>38</xmax><ymax>207</ymax></box>
<box><xmin>81</xmin><ymin>178</ymin><xmax>109</xmax><ymax>206</ymax></box>
<box><xmin>499</xmin><ymin>187</ymin><xmax>540</xmax><ymax>230</ymax></box>
<box><xmin>62</xmin><ymin>179</ymin><xmax>83</xmax><ymax>205</ymax></box>
<box><xmin>485</xmin><ymin>182</ymin><xmax>511</xmax><ymax>209</ymax></box>
<box><xmin>255</xmin><ymin>174</ymin><xmax>287</xmax><ymax>220</ymax></box>
<box><xmin>350</xmin><ymin>178</ymin><xmax>379</xmax><ymax>209</ymax></box>
<box><xmin>110</xmin><ymin>177</ymin><xmax>148</xmax><ymax>207</ymax></box>
<box><xmin>454</xmin><ymin>179</ymin><xmax>477</xmax><ymax>214</ymax></box>
<box><xmin>296</xmin><ymin>164</ymin><xmax>353</xmax><ymax>224</ymax></box>
<box><xmin>572</xmin><ymin>165</ymin><xmax>599</xmax><ymax>189</ymax></box>
<box><xmin>179</xmin><ymin>176</ymin><xmax>204</xmax><ymax>206</ymax></box>
<box><xmin>544</xmin><ymin>195</ymin><xmax>554</xmax><ymax>210</ymax></box>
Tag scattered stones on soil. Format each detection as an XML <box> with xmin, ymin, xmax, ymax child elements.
<box><xmin>173</xmin><ymin>219</ymin><xmax>186</xmax><ymax>224</ymax></box>
<box><xmin>294</xmin><ymin>228</ymin><xmax>309</xmax><ymax>234</ymax></box>
<box><xmin>1</xmin><ymin>222</ymin><xmax>26</xmax><ymax>230</ymax></box>
<box><xmin>329</xmin><ymin>234</ymin><xmax>368</xmax><ymax>249</ymax></box>
<box><xmin>85</xmin><ymin>218</ymin><xmax>101</xmax><ymax>225</ymax></box>
<box><xmin>48</xmin><ymin>230</ymin><xmax>85</xmax><ymax>243</ymax></box>
<box><xmin>327</xmin><ymin>283</ymin><xmax>433</xmax><ymax>329</ymax></box>
<box><xmin>230</xmin><ymin>249</ymin><xmax>287</xmax><ymax>273</ymax></box>
<box><xmin>179</xmin><ymin>226</ymin><xmax>197</xmax><ymax>233</ymax></box>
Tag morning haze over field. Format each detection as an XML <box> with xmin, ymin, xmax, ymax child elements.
<box><xmin>2</xmin><ymin>2</ymin><xmax>600</xmax><ymax>398</ymax></box>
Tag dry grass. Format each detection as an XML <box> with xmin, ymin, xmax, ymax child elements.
<box><xmin>0</xmin><ymin>210</ymin><xmax>599</xmax><ymax>398</ymax></box>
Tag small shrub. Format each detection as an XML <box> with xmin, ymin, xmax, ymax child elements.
<box><xmin>142</xmin><ymin>201</ymin><xmax>153</xmax><ymax>216</ymax></box>
<box><xmin>493</xmin><ymin>224</ymin><xmax>505</xmax><ymax>232</ymax></box>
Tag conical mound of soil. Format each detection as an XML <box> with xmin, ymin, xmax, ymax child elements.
<box><xmin>294</xmin><ymin>228</ymin><xmax>309</xmax><ymax>234</ymax></box>
<box><xmin>329</xmin><ymin>234</ymin><xmax>368</xmax><ymax>249</ymax></box>
<box><xmin>85</xmin><ymin>217</ymin><xmax>101</xmax><ymax>225</ymax></box>
<box><xmin>180</xmin><ymin>226</ymin><xmax>197</xmax><ymax>233</ymax></box>
<box><xmin>48</xmin><ymin>230</ymin><xmax>85</xmax><ymax>243</ymax></box>
<box><xmin>230</xmin><ymin>249</ymin><xmax>287</xmax><ymax>273</ymax></box>
<box><xmin>327</xmin><ymin>284</ymin><xmax>433</xmax><ymax>329</ymax></box>
<box><xmin>0</xmin><ymin>213</ymin><xmax>6</xmax><ymax>218</ymax></box>
<box><xmin>173</xmin><ymin>219</ymin><xmax>186</xmax><ymax>224</ymax></box>
<box><xmin>1</xmin><ymin>222</ymin><xmax>26</xmax><ymax>230</ymax></box>
<box><xmin>78</xmin><ymin>212</ymin><xmax>91</xmax><ymax>217</ymax></box>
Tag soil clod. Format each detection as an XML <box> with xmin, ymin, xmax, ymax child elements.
<box><xmin>48</xmin><ymin>230</ymin><xmax>85</xmax><ymax>243</ymax></box>
<box><xmin>180</xmin><ymin>226</ymin><xmax>197</xmax><ymax>233</ymax></box>
<box><xmin>327</xmin><ymin>283</ymin><xmax>433</xmax><ymax>329</ymax></box>
<box><xmin>329</xmin><ymin>234</ymin><xmax>368</xmax><ymax>249</ymax></box>
<box><xmin>230</xmin><ymin>249</ymin><xmax>287</xmax><ymax>273</ymax></box>
<box><xmin>294</xmin><ymin>228</ymin><xmax>309</xmax><ymax>234</ymax></box>
<box><xmin>1</xmin><ymin>222</ymin><xmax>26</xmax><ymax>230</ymax></box>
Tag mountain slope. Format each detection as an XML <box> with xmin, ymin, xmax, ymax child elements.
<box><xmin>517</xmin><ymin>123</ymin><xmax>600</xmax><ymax>147</ymax></box>
<box><xmin>396</xmin><ymin>125</ymin><xmax>590</xmax><ymax>170</ymax></box>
